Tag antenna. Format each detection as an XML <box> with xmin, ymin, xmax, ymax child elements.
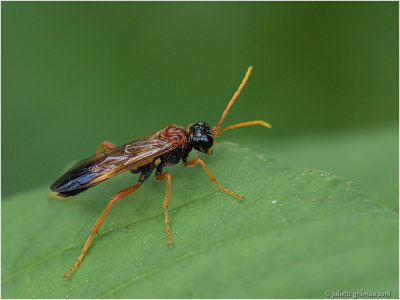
<box><xmin>212</xmin><ymin>66</ymin><xmax>271</xmax><ymax>137</ymax></box>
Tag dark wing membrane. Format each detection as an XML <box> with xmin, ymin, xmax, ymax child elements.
<box><xmin>51</xmin><ymin>129</ymin><xmax>177</xmax><ymax>197</ymax></box>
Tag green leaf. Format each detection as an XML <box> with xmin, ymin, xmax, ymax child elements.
<box><xmin>2</xmin><ymin>142</ymin><xmax>398</xmax><ymax>298</ymax></box>
<box><xmin>261</xmin><ymin>123</ymin><xmax>399</xmax><ymax>212</ymax></box>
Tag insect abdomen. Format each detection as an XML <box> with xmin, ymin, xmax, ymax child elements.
<box><xmin>50</xmin><ymin>159</ymin><xmax>99</xmax><ymax>197</ymax></box>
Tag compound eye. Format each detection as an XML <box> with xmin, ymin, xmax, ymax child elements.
<box><xmin>200</xmin><ymin>135</ymin><xmax>214</xmax><ymax>152</ymax></box>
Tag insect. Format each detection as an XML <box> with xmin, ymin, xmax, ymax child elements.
<box><xmin>50</xmin><ymin>66</ymin><xmax>271</xmax><ymax>279</ymax></box>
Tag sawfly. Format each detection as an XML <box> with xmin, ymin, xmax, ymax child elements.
<box><xmin>50</xmin><ymin>66</ymin><xmax>271</xmax><ymax>278</ymax></box>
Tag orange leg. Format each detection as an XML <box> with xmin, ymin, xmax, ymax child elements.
<box><xmin>184</xmin><ymin>158</ymin><xmax>244</xmax><ymax>201</ymax></box>
<box><xmin>155</xmin><ymin>172</ymin><xmax>173</xmax><ymax>247</ymax></box>
<box><xmin>96</xmin><ymin>141</ymin><xmax>116</xmax><ymax>154</ymax></box>
<box><xmin>64</xmin><ymin>182</ymin><xmax>142</xmax><ymax>279</ymax></box>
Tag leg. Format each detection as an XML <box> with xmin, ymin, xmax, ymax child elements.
<box><xmin>64</xmin><ymin>181</ymin><xmax>142</xmax><ymax>279</ymax></box>
<box><xmin>184</xmin><ymin>158</ymin><xmax>244</xmax><ymax>201</ymax></box>
<box><xmin>96</xmin><ymin>141</ymin><xmax>116</xmax><ymax>154</ymax></box>
<box><xmin>155</xmin><ymin>172</ymin><xmax>173</xmax><ymax>247</ymax></box>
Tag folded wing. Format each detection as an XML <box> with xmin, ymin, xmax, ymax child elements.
<box><xmin>51</xmin><ymin>129</ymin><xmax>178</xmax><ymax>197</ymax></box>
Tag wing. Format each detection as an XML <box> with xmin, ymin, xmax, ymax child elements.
<box><xmin>50</xmin><ymin>127</ymin><xmax>183</xmax><ymax>197</ymax></box>
<box><xmin>90</xmin><ymin>130</ymin><xmax>177</xmax><ymax>181</ymax></box>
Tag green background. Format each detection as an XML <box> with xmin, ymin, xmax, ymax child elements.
<box><xmin>2</xmin><ymin>1</ymin><xmax>398</xmax><ymax>298</ymax></box>
<box><xmin>2</xmin><ymin>2</ymin><xmax>398</xmax><ymax>206</ymax></box>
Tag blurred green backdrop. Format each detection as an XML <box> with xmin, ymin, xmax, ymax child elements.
<box><xmin>1</xmin><ymin>2</ymin><xmax>398</xmax><ymax>299</ymax></box>
<box><xmin>2</xmin><ymin>2</ymin><xmax>398</xmax><ymax>212</ymax></box>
